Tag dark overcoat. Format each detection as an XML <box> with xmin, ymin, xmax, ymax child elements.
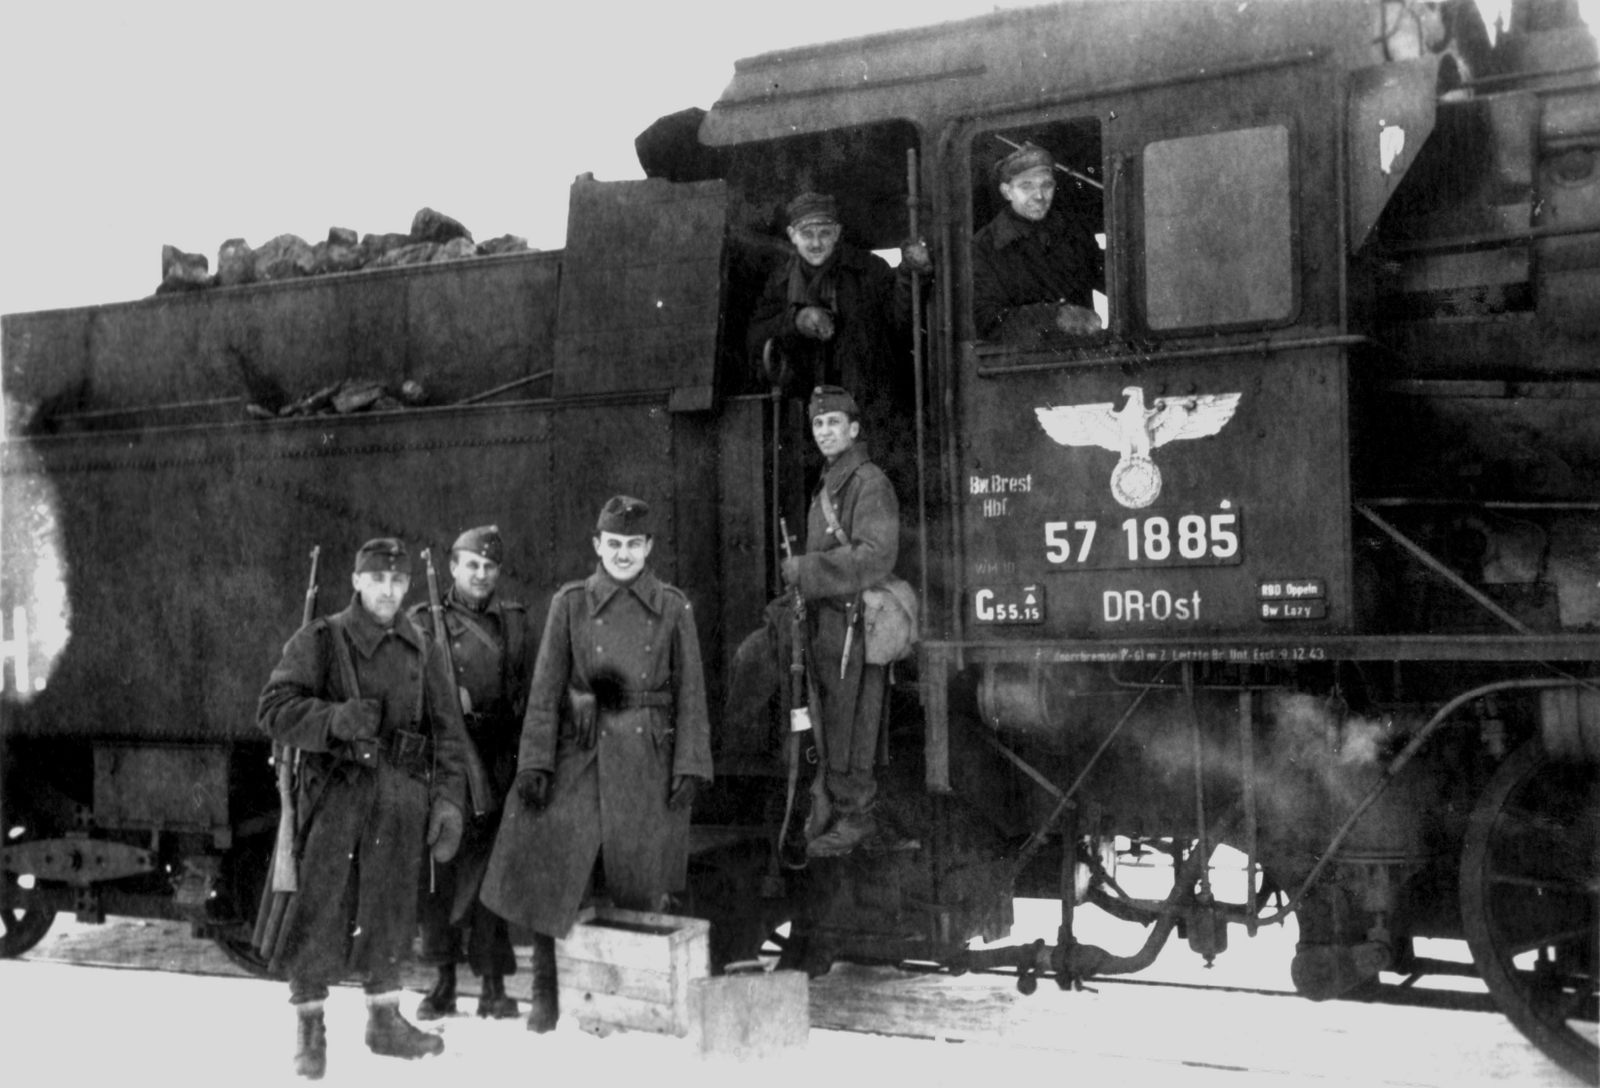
<box><xmin>971</xmin><ymin>204</ymin><xmax>1104</xmax><ymax>340</ymax></box>
<box><xmin>257</xmin><ymin>596</ymin><xmax>469</xmax><ymax>986</ymax></box>
<box><xmin>480</xmin><ymin>566</ymin><xmax>712</xmax><ymax>938</ymax></box>
<box><xmin>796</xmin><ymin>441</ymin><xmax>900</xmax><ymax>778</ymax></box>
<box><xmin>746</xmin><ymin>243</ymin><xmax>918</xmax><ymax>495</ymax></box>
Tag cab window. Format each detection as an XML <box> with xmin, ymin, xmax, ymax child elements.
<box><xmin>969</xmin><ymin>118</ymin><xmax>1106</xmax><ymax>347</ymax></box>
<box><xmin>1140</xmin><ymin>123</ymin><xmax>1296</xmax><ymax>331</ymax></box>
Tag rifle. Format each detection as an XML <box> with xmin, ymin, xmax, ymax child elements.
<box><xmin>421</xmin><ymin>548</ymin><xmax>496</xmax><ymax>818</ymax></box>
<box><xmin>252</xmin><ymin>545</ymin><xmax>318</xmax><ymax>960</ymax></box>
<box><xmin>778</xmin><ymin>519</ymin><xmax>830</xmax><ymax>866</ymax></box>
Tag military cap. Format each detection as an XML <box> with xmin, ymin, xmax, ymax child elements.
<box><xmin>354</xmin><ymin>537</ymin><xmax>411</xmax><ymax>575</ymax></box>
<box><xmin>451</xmin><ymin>524</ymin><xmax>503</xmax><ymax>564</ymax></box>
<box><xmin>596</xmin><ymin>495</ymin><xmax>654</xmax><ymax>537</ymax></box>
<box><xmin>993</xmin><ymin>141</ymin><xmax>1056</xmax><ymax>186</ymax></box>
<box><xmin>786</xmin><ymin>191</ymin><xmax>839</xmax><ymax>229</ymax></box>
<box><xmin>808</xmin><ymin>384</ymin><xmax>860</xmax><ymax>421</ymax></box>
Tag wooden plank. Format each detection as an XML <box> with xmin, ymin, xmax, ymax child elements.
<box><xmin>556</xmin><ymin>908</ymin><xmax>710</xmax><ymax>975</ymax></box>
<box><xmin>555</xmin><ymin>956</ymin><xmax>675</xmax><ymax>1005</ymax></box>
<box><xmin>563</xmin><ymin>986</ymin><xmax>687</xmax><ymax>1036</ymax></box>
<box><xmin>688</xmin><ymin>971</ymin><xmax>809</xmax><ymax>1058</ymax></box>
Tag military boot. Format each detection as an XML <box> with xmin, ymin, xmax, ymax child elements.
<box><xmin>416</xmin><ymin>963</ymin><xmax>457</xmax><ymax>1020</ymax></box>
<box><xmin>293</xmin><ymin>1000</ymin><xmax>327</xmax><ymax>1080</ymax></box>
<box><xmin>364</xmin><ymin>993</ymin><xmax>445</xmax><ymax>1060</ymax></box>
<box><xmin>807</xmin><ymin>811</ymin><xmax>878</xmax><ymax>858</ymax></box>
<box><xmin>526</xmin><ymin>933</ymin><xmax>559</xmax><ymax>1033</ymax></box>
<box><xmin>477</xmin><ymin>973</ymin><xmax>520</xmax><ymax>1019</ymax></box>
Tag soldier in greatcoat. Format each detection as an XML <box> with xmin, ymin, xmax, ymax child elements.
<box><xmin>409</xmin><ymin>526</ymin><xmax>535</xmax><ymax>1021</ymax></box>
<box><xmin>480</xmin><ymin>496</ymin><xmax>713</xmax><ymax>1033</ymax></box>
<box><xmin>782</xmin><ymin>385</ymin><xmax>900</xmax><ymax>857</ymax></box>
<box><xmin>257</xmin><ymin>538</ymin><xmax>469</xmax><ymax>1079</ymax></box>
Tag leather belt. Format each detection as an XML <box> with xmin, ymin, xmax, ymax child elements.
<box><xmin>615</xmin><ymin>691</ymin><xmax>673</xmax><ymax>710</ymax></box>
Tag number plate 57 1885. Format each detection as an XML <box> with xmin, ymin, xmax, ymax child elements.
<box><xmin>1043</xmin><ymin>506</ymin><xmax>1242</xmax><ymax>570</ymax></box>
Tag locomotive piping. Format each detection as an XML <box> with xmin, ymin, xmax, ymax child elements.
<box><xmin>1355</xmin><ymin>504</ymin><xmax>1532</xmax><ymax>634</ymax></box>
<box><xmin>1258</xmin><ymin>676</ymin><xmax>1586</xmax><ymax>927</ymax></box>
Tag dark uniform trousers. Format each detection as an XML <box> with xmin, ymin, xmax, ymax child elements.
<box><xmin>257</xmin><ymin>596</ymin><xmax>469</xmax><ymax>1006</ymax></box>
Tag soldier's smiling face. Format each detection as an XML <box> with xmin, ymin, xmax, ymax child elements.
<box><xmin>352</xmin><ymin>570</ymin><xmax>410</xmax><ymax>625</ymax></box>
<box><xmin>787</xmin><ymin>220</ymin><xmax>841</xmax><ymax>267</ymax></box>
<box><xmin>451</xmin><ymin>549</ymin><xmax>500</xmax><ymax>604</ymax></box>
<box><xmin>1000</xmin><ymin>165</ymin><xmax>1056</xmax><ymax>221</ymax></box>
<box><xmin>812</xmin><ymin>410</ymin><xmax>860</xmax><ymax>461</ymax></box>
<box><xmin>593</xmin><ymin>531</ymin><xmax>653</xmax><ymax>583</ymax></box>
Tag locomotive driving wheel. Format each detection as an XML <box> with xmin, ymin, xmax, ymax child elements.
<box><xmin>1461</xmin><ymin>740</ymin><xmax>1599</xmax><ymax>1085</ymax></box>
<box><xmin>1</xmin><ymin>817</ymin><xmax>57</xmax><ymax>957</ymax></box>
<box><xmin>0</xmin><ymin>904</ymin><xmax>56</xmax><ymax>958</ymax></box>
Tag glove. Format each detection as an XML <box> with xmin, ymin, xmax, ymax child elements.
<box><xmin>427</xmin><ymin>799</ymin><xmax>464</xmax><ymax>863</ymax></box>
<box><xmin>330</xmin><ymin>697</ymin><xmax>380</xmax><ymax>742</ymax></box>
<box><xmin>780</xmin><ymin>556</ymin><xmax>801</xmax><ymax>587</ymax></box>
<box><xmin>794</xmin><ymin>305</ymin><xmax>835</xmax><ymax>341</ymax></box>
<box><xmin>668</xmin><ymin>775</ymin><xmax>702</xmax><ymax>812</ymax></box>
<box><xmin>516</xmin><ymin>769</ymin><xmax>552</xmax><ymax>812</ymax></box>
<box><xmin>1054</xmin><ymin>303</ymin><xmax>1103</xmax><ymax>335</ymax></box>
<box><xmin>900</xmin><ymin>240</ymin><xmax>933</xmax><ymax>275</ymax></box>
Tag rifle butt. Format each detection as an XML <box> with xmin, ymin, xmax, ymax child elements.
<box><xmin>271</xmin><ymin>761</ymin><xmax>298</xmax><ymax>893</ymax></box>
<box><xmin>257</xmin><ymin>890</ymin><xmax>290</xmax><ymax>959</ymax></box>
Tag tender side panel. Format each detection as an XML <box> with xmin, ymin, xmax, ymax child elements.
<box><xmin>960</xmin><ymin>351</ymin><xmax>1350</xmax><ymax>637</ymax></box>
<box><xmin>6</xmin><ymin>405</ymin><xmax>552</xmax><ymax>740</ymax></box>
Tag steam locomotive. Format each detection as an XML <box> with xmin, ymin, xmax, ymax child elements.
<box><xmin>3</xmin><ymin>1</ymin><xmax>1596</xmax><ymax>1081</ymax></box>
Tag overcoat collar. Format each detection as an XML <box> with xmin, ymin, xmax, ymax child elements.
<box><xmin>340</xmin><ymin>593</ymin><xmax>425</xmax><ymax>658</ymax></box>
<box><xmin>820</xmin><ymin>440</ymin><xmax>871</xmax><ymax>496</ymax></box>
<box><xmin>586</xmin><ymin>565</ymin><xmax>665</xmax><ymax>617</ymax></box>
<box><xmin>446</xmin><ymin>584</ymin><xmax>502</xmax><ymax>618</ymax></box>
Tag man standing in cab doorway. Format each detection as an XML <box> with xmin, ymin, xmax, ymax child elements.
<box><xmin>480</xmin><ymin>496</ymin><xmax>712</xmax><ymax>1034</ymax></box>
<box><xmin>785</xmin><ymin>385</ymin><xmax>900</xmax><ymax>857</ymax></box>
<box><xmin>747</xmin><ymin>190</ymin><xmax>931</xmax><ymax>504</ymax></box>
<box><xmin>410</xmin><ymin>526</ymin><xmax>535</xmax><ymax>1021</ymax></box>
<box><xmin>257</xmin><ymin>538</ymin><xmax>470</xmax><ymax>1079</ymax></box>
<box><xmin>971</xmin><ymin>141</ymin><xmax>1105</xmax><ymax>343</ymax></box>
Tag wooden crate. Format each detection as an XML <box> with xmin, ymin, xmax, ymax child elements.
<box><xmin>688</xmin><ymin>969</ymin><xmax>809</xmax><ymax>1059</ymax></box>
<box><xmin>555</xmin><ymin>907</ymin><xmax>710</xmax><ymax>1036</ymax></box>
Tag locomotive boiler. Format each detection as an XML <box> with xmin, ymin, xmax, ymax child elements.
<box><xmin>2</xmin><ymin>0</ymin><xmax>1596</xmax><ymax>1081</ymax></box>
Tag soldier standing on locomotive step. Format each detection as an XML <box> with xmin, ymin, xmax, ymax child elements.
<box><xmin>410</xmin><ymin>526</ymin><xmax>534</xmax><ymax>1021</ymax></box>
<box><xmin>785</xmin><ymin>385</ymin><xmax>900</xmax><ymax>857</ymax></box>
<box><xmin>480</xmin><ymin>496</ymin><xmax>713</xmax><ymax>1034</ymax></box>
<box><xmin>257</xmin><ymin>538</ymin><xmax>470</xmax><ymax>1079</ymax></box>
<box><xmin>971</xmin><ymin>141</ymin><xmax>1105</xmax><ymax>343</ymax></box>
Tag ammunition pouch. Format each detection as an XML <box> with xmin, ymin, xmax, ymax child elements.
<box><xmin>384</xmin><ymin>729</ymin><xmax>434</xmax><ymax>781</ymax></box>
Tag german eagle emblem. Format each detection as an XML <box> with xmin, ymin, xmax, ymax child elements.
<box><xmin>1035</xmin><ymin>386</ymin><xmax>1241</xmax><ymax>509</ymax></box>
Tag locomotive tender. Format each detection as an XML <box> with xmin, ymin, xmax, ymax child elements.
<box><xmin>3</xmin><ymin>0</ymin><xmax>1597</xmax><ymax>1080</ymax></box>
